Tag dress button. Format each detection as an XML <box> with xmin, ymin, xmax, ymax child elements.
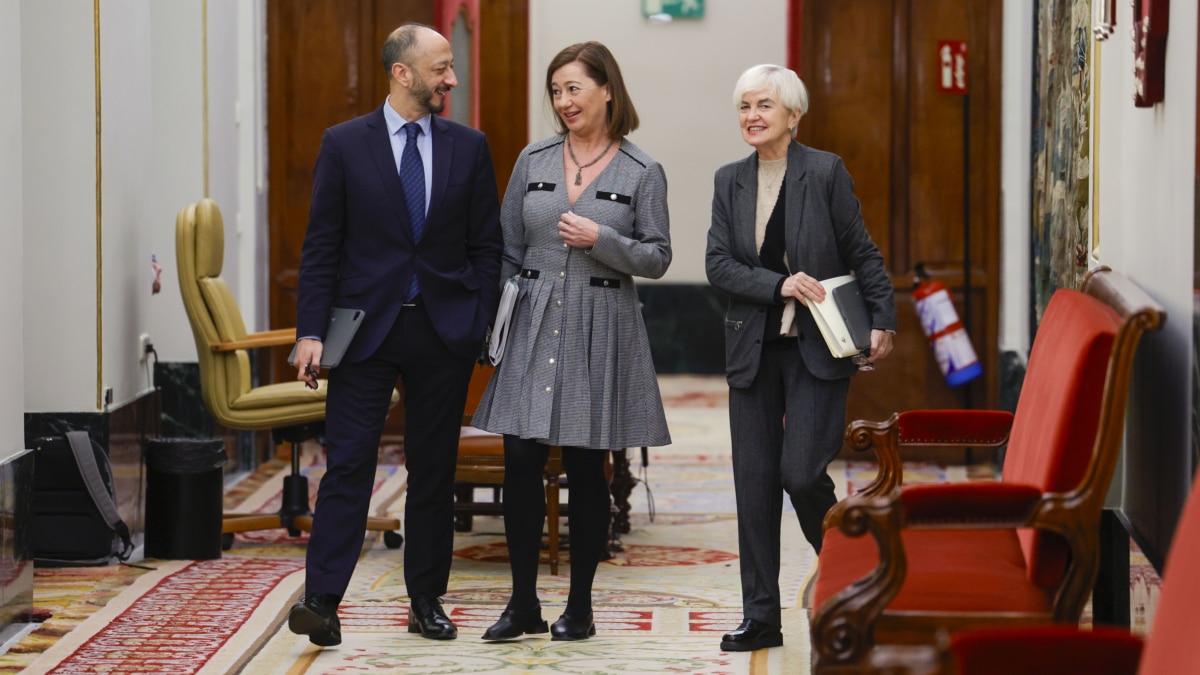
<box><xmin>538</xmin><ymin>182</ymin><xmax>543</xmax><ymax>188</ymax></box>
<box><xmin>545</xmin><ymin>386</ymin><xmax>552</xmax><ymax>393</ymax></box>
<box><xmin>556</xmin><ymin>300</ymin><xmax>562</xmax><ymax>307</ymax></box>
<box><xmin>563</xmin><ymin>242</ymin><xmax>569</xmax><ymax>248</ymax></box>
<box><xmin>603</xmin><ymin>280</ymin><xmax>609</xmax><ymax>286</ymax></box>
<box><xmin>610</xmin><ymin>193</ymin><xmax>617</xmax><ymax>200</ymax></box>
<box><xmin>553</xmin><ymin>330</ymin><xmax>560</xmax><ymax>336</ymax></box>
<box><xmin>559</xmin><ymin>271</ymin><xmax>565</xmax><ymax>278</ymax></box>
<box><xmin>549</xmin><ymin>358</ymin><xmax>555</xmax><ymax>364</ymax></box>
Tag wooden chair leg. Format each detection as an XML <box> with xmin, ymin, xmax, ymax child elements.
<box><xmin>610</xmin><ymin>450</ymin><xmax>636</xmax><ymax>535</ymax></box>
<box><xmin>454</xmin><ymin>485</ymin><xmax>475</xmax><ymax>532</ymax></box>
<box><xmin>545</xmin><ymin>476</ymin><xmax>560</xmax><ymax>576</ymax></box>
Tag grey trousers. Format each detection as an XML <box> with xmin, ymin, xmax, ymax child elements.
<box><xmin>729</xmin><ymin>342</ymin><xmax>850</xmax><ymax>627</ymax></box>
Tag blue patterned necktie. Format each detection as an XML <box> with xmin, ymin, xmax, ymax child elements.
<box><xmin>400</xmin><ymin>122</ymin><xmax>426</xmax><ymax>301</ymax></box>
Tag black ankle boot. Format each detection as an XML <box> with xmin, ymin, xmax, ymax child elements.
<box><xmin>482</xmin><ymin>605</ymin><xmax>549</xmax><ymax>641</ymax></box>
<box><xmin>550</xmin><ymin>610</ymin><xmax>596</xmax><ymax>641</ymax></box>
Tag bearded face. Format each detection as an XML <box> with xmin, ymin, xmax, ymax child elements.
<box><xmin>409</xmin><ymin>68</ymin><xmax>446</xmax><ymax>115</ymax></box>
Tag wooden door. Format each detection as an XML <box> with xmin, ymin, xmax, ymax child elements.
<box><xmin>266</xmin><ymin>0</ymin><xmax>528</xmax><ymax>441</ymax></box>
<box><xmin>793</xmin><ymin>0</ymin><xmax>1003</xmax><ymax>460</ymax></box>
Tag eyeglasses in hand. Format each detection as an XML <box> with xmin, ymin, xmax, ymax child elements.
<box><xmin>852</xmin><ymin>351</ymin><xmax>875</xmax><ymax>372</ymax></box>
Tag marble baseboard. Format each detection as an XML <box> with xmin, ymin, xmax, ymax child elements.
<box><xmin>155</xmin><ymin>362</ymin><xmax>252</xmax><ymax>471</ymax></box>
<box><xmin>24</xmin><ymin>390</ymin><xmax>161</xmax><ymax>541</ymax></box>
<box><xmin>639</xmin><ymin>284</ymin><xmax>726</xmax><ymax>374</ymax></box>
<box><xmin>998</xmin><ymin>350</ymin><xmax>1026</xmax><ymax>414</ymax></box>
<box><xmin>0</xmin><ymin>449</ymin><xmax>33</xmax><ymax>628</ymax></box>
<box><xmin>154</xmin><ymin>362</ymin><xmax>212</xmax><ymax>439</ymax></box>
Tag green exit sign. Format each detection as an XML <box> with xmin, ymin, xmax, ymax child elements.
<box><xmin>642</xmin><ymin>0</ymin><xmax>704</xmax><ymax>20</ymax></box>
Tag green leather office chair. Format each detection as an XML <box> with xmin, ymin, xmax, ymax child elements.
<box><xmin>176</xmin><ymin>198</ymin><xmax>401</xmax><ymax>549</ymax></box>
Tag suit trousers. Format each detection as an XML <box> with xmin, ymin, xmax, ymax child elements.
<box><xmin>729</xmin><ymin>340</ymin><xmax>850</xmax><ymax>627</ymax></box>
<box><xmin>306</xmin><ymin>302</ymin><xmax>475</xmax><ymax>600</ymax></box>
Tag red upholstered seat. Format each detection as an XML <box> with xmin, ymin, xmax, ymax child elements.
<box><xmin>815</xmin><ymin>528</ymin><xmax>1051</xmax><ymax>614</ymax></box>
<box><xmin>809</xmin><ymin>267</ymin><xmax>1164</xmax><ymax>673</ymax></box>
<box><xmin>946</xmin><ymin>466</ymin><xmax>1200</xmax><ymax>675</ymax></box>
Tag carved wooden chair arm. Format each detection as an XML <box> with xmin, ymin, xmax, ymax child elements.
<box><xmin>811</xmin><ymin>492</ymin><xmax>907</xmax><ymax>667</ymax></box>
<box><xmin>842</xmin><ymin>410</ymin><xmax>1013</xmax><ymax>500</ymax></box>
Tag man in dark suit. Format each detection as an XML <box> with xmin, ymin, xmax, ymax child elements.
<box><xmin>287</xmin><ymin>23</ymin><xmax>502</xmax><ymax>647</ymax></box>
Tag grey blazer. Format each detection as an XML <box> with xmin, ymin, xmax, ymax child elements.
<box><xmin>706</xmin><ymin>141</ymin><xmax>896</xmax><ymax>387</ymax></box>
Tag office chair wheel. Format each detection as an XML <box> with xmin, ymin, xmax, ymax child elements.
<box><xmin>222</xmin><ymin>533</ymin><xmax>235</xmax><ymax>550</ymax></box>
<box><xmin>383</xmin><ymin>530</ymin><xmax>403</xmax><ymax>549</ymax></box>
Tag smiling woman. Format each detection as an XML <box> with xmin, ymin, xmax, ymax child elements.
<box><xmin>470</xmin><ymin>40</ymin><xmax>673</xmax><ymax>645</ymax></box>
<box><xmin>704</xmin><ymin>63</ymin><xmax>896</xmax><ymax>653</ymax></box>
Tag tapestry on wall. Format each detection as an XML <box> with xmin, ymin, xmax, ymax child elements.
<box><xmin>1032</xmin><ymin>0</ymin><xmax>1091</xmax><ymax>323</ymax></box>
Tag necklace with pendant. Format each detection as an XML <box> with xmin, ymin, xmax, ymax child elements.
<box><xmin>762</xmin><ymin>163</ymin><xmax>787</xmax><ymax>198</ymax></box>
<box><xmin>567</xmin><ymin>134</ymin><xmax>616</xmax><ymax>186</ymax></box>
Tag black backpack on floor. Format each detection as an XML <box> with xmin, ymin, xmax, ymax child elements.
<box><xmin>30</xmin><ymin>431</ymin><xmax>133</xmax><ymax>566</ymax></box>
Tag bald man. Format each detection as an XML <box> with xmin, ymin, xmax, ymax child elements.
<box><xmin>288</xmin><ymin>23</ymin><xmax>502</xmax><ymax>646</ymax></box>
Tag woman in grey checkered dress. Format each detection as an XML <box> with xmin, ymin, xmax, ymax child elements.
<box><xmin>472</xmin><ymin>41</ymin><xmax>671</xmax><ymax>642</ymax></box>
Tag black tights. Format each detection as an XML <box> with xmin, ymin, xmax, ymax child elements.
<box><xmin>501</xmin><ymin>436</ymin><xmax>610</xmax><ymax>616</ymax></box>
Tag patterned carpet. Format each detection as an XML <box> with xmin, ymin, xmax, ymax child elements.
<box><xmin>6</xmin><ymin>375</ymin><xmax>1164</xmax><ymax>674</ymax></box>
<box><xmin>240</xmin><ymin>377</ymin><xmax>817</xmax><ymax>674</ymax></box>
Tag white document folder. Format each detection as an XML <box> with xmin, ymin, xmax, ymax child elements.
<box><xmin>807</xmin><ymin>275</ymin><xmax>873</xmax><ymax>358</ymax></box>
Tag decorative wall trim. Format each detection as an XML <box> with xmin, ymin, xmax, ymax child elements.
<box><xmin>94</xmin><ymin>0</ymin><xmax>103</xmax><ymax>411</ymax></box>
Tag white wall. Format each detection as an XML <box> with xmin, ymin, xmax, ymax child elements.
<box><xmin>99</xmin><ymin>0</ymin><xmax>155</xmax><ymax>409</ymax></box>
<box><xmin>145</xmin><ymin>1</ymin><xmax>208</xmax><ymax>365</ymax></box>
<box><xmin>22</xmin><ymin>0</ymin><xmax>99</xmax><ymax>413</ymax></box>
<box><xmin>1095</xmin><ymin>3</ymin><xmax>1197</xmax><ymax>546</ymax></box>
<box><xmin>207</xmin><ymin>0</ymin><xmax>242</xmax><ymax>321</ymax></box>
<box><xmin>528</xmin><ymin>0</ymin><xmax>788</xmax><ymax>283</ymax></box>
<box><xmin>999</xmin><ymin>1</ymin><xmax>1032</xmax><ymax>359</ymax></box>
<box><xmin>21</xmin><ymin>0</ymin><xmax>235</xmax><ymax>413</ymax></box>
<box><xmin>236</xmin><ymin>0</ymin><xmax>269</xmax><ymax>332</ymax></box>
<box><xmin>0</xmin><ymin>0</ymin><xmax>25</xmax><ymax>458</ymax></box>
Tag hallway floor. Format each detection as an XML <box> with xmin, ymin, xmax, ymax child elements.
<box><xmin>4</xmin><ymin>376</ymin><xmax>1160</xmax><ymax>674</ymax></box>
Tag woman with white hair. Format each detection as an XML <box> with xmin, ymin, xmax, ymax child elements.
<box><xmin>705</xmin><ymin>64</ymin><xmax>896</xmax><ymax>652</ymax></box>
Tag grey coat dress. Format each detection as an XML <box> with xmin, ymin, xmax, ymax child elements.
<box><xmin>472</xmin><ymin>136</ymin><xmax>672</xmax><ymax>450</ymax></box>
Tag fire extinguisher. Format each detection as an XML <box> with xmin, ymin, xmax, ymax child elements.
<box><xmin>912</xmin><ymin>263</ymin><xmax>982</xmax><ymax>387</ymax></box>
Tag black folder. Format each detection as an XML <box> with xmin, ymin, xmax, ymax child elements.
<box><xmin>807</xmin><ymin>275</ymin><xmax>873</xmax><ymax>358</ymax></box>
<box><xmin>831</xmin><ymin>280</ymin><xmax>873</xmax><ymax>352</ymax></box>
<box><xmin>288</xmin><ymin>307</ymin><xmax>365</xmax><ymax>369</ymax></box>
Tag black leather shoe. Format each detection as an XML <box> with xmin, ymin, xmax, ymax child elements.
<box><xmin>482</xmin><ymin>605</ymin><xmax>549</xmax><ymax>641</ymax></box>
<box><xmin>288</xmin><ymin>594</ymin><xmax>342</xmax><ymax>647</ymax></box>
<box><xmin>719</xmin><ymin>618</ymin><xmax>783</xmax><ymax>652</ymax></box>
<box><xmin>408</xmin><ymin>596</ymin><xmax>458</xmax><ymax>640</ymax></box>
<box><xmin>550</xmin><ymin>610</ymin><xmax>596</xmax><ymax>641</ymax></box>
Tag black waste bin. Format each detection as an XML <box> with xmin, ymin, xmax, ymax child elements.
<box><xmin>144</xmin><ymin>438</ymin><xmax>227</xmax><ymax>560</ymax></box>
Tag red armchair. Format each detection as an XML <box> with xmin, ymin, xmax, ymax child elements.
<box><xmin>809</xmin><ymin>267</ymin><xmax>1165</xmax><ymax>672</ymax></box>
<box><xmin>947</xmin><ymin>465</ymin><xmax>1200</xmax><ymax>675</ymax></box>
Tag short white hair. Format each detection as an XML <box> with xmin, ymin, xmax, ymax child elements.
<box><xmin>732</xmin><ymin>64</ymin><xmax>809</xmax><ymax>116</ymax></box>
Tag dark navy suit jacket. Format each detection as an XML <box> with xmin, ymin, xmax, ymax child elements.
<box><xmin>296</xmin><ymin>105</ymin><xmax>503</xmax><ymax>361</ymax></box>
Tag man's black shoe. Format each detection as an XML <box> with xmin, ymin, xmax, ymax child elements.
<box><xmin>407</xmin><ymin>596</ymin><xmax>458</xmax><ymax>640</ymax></box>
<box><xmin>482</xmin><ymin>605</ymin><xmax>549</xmax><ymax>641</ymax></box>
<box><xmin>719</xmin><ymin>618</ymin><xmax>783</xmax><ymax>652</ymax></box>
<box><xmin>288</xmin><ymin>594</ymin><xmax>342</xmax><ymax>647</ymax></box>
<box><xmin>549</xmin><ymin>610</ymin><xmax>596</xmax><ymax>641</ymax></box>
